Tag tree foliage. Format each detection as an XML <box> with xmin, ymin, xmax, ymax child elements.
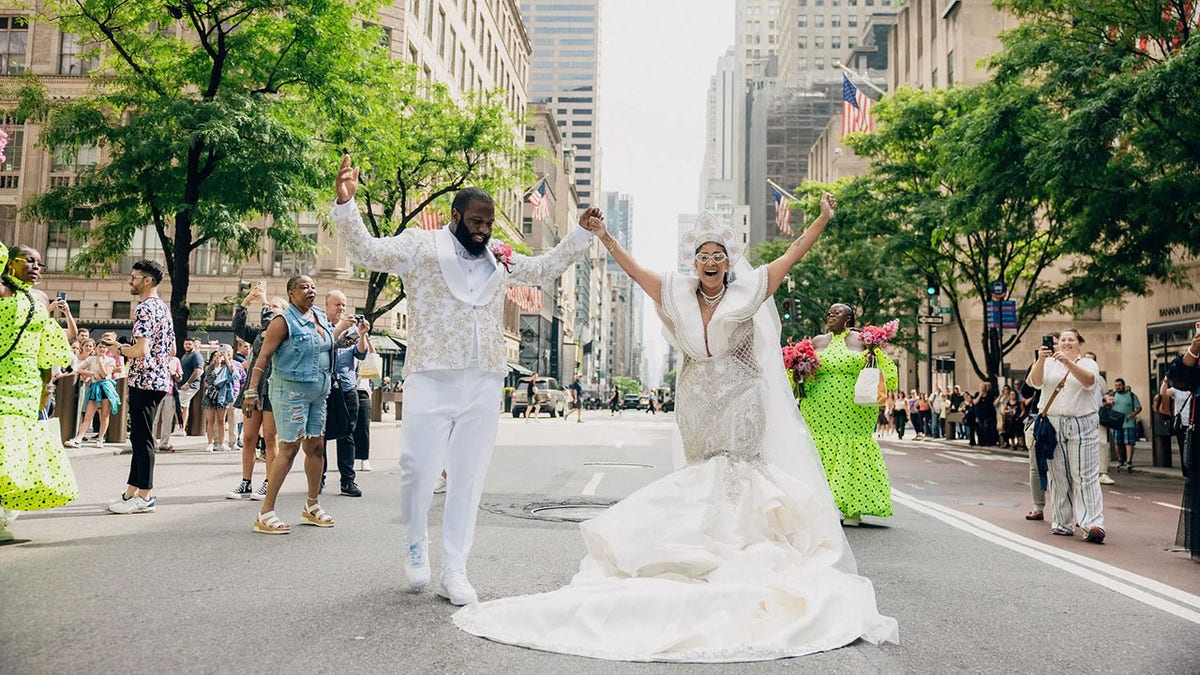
<box><xmin>26</xmin><ymin>0</ymin><xmax>389</xmax><ymax>346</ymax></box>
<box><xmin>992</xmin><ymin>0</ymin><xmax>1200</xmax><ymax>281</ymax></box>
<box><xmin>613</xmin><ymin>375</ymin><xmax>641</xmax><ymax>397</ymax></box>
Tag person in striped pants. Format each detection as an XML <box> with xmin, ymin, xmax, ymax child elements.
<box><xmin>1028</xmin><ymin>328</ymin><xmax>1106</xmax><ymax>544</ymax></box>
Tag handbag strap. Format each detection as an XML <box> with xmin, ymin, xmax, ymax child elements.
<box><xmin>1038</xmin><ymin>377</ymin><xmax>1067</xmax><ymax>418</ymax></box>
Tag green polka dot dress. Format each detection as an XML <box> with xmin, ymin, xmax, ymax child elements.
<box><xmin>799</xmin><ymin>332</ymin><xmax>897</xmax><ymax>519</ymax></box>
<box><xmin>0</xmin><ymin>290</ymin><xmax>78</xmax><ymax>511</ymax></box>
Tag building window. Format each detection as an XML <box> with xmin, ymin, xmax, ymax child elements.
<box><xmin>831</xmin><ymin>15</ymin><xmax>841</xmax><ymax>28</ymax></box>
<box><xmin>947</xmin><ymin>51</ymin><xmax>955</xmax><ymax>86</ymax></box>
<box><xmin>112</xmin><ymin>301</ymin><xmax>131</xmax><ymax>320</ymax></box>
<box><xmin>437</xmin><ymin>7</ymin><xmax>446</xmax><ymax>56</ymax></box>
<box><xmin>848</xmin><ymin>15</ymin><xmax>858</xmax><ymax>27</ymax></box>
<box><xmin>815</xmin><ymin>36</ymin><xmax>824</xmax><ymax>49</ymax></box>
<box><xmin>272</xmin><ymin>213</ymin><xmax>320</xmax><ymax>276</ymax></box>
<box><xmin>46</xmin><ymin>221</ymin><xmax>87</xmax><ymax>273</ymax></box>
<box><xmin>798</xmin><ymin>57</ymin><xmax>808</xmax><ymax>70</ymax></box>
<box><xmin>932</xmin><ymin>68</ymin><xmax>938</xmax><ymax>88</ymax></box>
<box><xmin>797</xmin><ymin>36</ymin><xmax>806</xmax><ymax>49</ymax></box>
<box><xmin>797</xmin><ymin>16</ymin><xmax>807</xmax><ymax>27</ymax></box>
<box><xmin>0</xmin><ymin>17</ymin><xmax>28</xmax><ymax>75</ymax></box>
<box><xmin>0</xmin><ymin>127</ymin><xmax>22</xmax><ymax>188</ymax></box>
<box><xmin>0</xmin><ymin>204</ymin><xmax>14</xmax><ymax>244</ymax></box>
<box><xmin>213</xmin><ymin>303</ymin><xmax>234</xmax><ymax>322</ymax></box>
<box><xmin>120</xmin><ymin>225</ymin><xmax>168</xmax><ymax>273</ymax></box>
<box><xmin>815</xmin><ymin>57</ymin><xmax>825</xmax><ymax>70</ymax></box>
<box><xmin>832</xmin><ymin>36</ymin><xmax>841</xmax><ymax>49</ymax></box>
<box><xmin>522</xmin><ymin>216</ymin><xmax>533</xmax><ymax>234</ymax></box>
<box><xmin>849</xmin><ymin>35</ymin><xmax>858</xmax><ymax>48</ymax></box>
<box><xmin>51</xmin><ymin>143</ymin><xmax>99</xmax><ymax>173</ymax></box>
<box><xmin>423</xmin><ymin>0</ymin><xmax>433</xmax><ymax>37</ymax></box>
<box><xmin>815</xmin><ymin>15</ymin><xmax>825</xmax><ymax>27</ymax></box>
<box><xmin>365</xmin><ymin>22</ymin><xmax>392</xmax><ymax>51</ymax></box>
<box><xmin>59</xmin><ymin>32</ymin><xmax>98</xmax><ymax>76</ymax></box>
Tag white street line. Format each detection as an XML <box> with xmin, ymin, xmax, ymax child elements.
<box><xmin>892</xmin><ymin>488</ymin><xmax>1200</xmax><ymax>623</ymax></box>
<box><xmin>936</xmin><ymin>452</ymin><xmax>977</xmax><ymax>467</ymax></box>
<box><xmin>1155</xmin><ymin>501</ymin><xmax>1184</xmax><ymax>511</ymax></box>
<box><xmin>581</xmin><ymin>472</ymin><xmax>604</xmax><ymax>496</ymax></box>
<box><xmin>881</xmin><ymin>448</ymin><xmax>908</xmax><ymax>456</ymax></box>
<box><xmin>946</xmin><ymin>451</ymin><xmax>1027</xmax><ymax>464</ymax></box>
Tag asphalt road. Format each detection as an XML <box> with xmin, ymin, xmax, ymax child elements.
<box><xmin>2</xmin><ymin>411</ymin><xmax>1198</xmax><ymax>673</ymax></box>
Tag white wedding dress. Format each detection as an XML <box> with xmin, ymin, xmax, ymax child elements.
<box><xmin>453</xmin><ymin>264</ymin><xmax>899</xmax><ymax>662</ymax></box>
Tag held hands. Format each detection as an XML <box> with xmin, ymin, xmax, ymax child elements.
<box><xmin>819</xmin><ymin>192</ymin><xmax>837</xmax><ymax>221</ymax></box>
<box><xmin>578</xmin><ymin>206</ymin><xmax>606</xmax><ymax>237</ymax></box>
<box><xmin>336</xmin><ymin>154</ymin><xmax>360</xmax><ymax>205</ymax></box>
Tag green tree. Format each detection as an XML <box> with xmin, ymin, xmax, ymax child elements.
<box><xmin>613</xmin><ymin>376</ymin><xmax>641</xmax><ymax>397</ymax></box>
<box><xmin>324</xmin><ymin>65</ymin><xmax>534</xmax><ymax>321</ymax></box>
<box><xmin>846</xmin><ymin>83</ymin><xmax>1151</xmax><ymax>383</ymax></box>
<box><xmin>992</xmin><ymin>0</ymin><xmax>1200</xmax><ymax>284</ymax></box>
<box><xmin>26</xmin><ymin>0</ymin><xmax>389</xmax><ymax>347</ymax></box>
<box><xmin>749</xmin><ymin>180</ymin><xmax>924</xmax><ymax>346</ymax></box>
<box><xmin>663</xmin><ymin>369</ymin><xmax>677</xmax><ymax>391</ymax></box>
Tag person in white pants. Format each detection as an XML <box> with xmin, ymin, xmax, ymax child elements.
<box><xmin>1084</xmin><ymin>351</ymin><xmax>1115</xmax><ymax>485</ymax></box>
<box><xmin>331</xmin><ymin>155</ymin><xmax>598</xmax><ymax>605</ymax></box>
<box><xmin>1029</xmin><ymin>328</ymin><xmax>1106</xmax><ymax>543</ymax></box>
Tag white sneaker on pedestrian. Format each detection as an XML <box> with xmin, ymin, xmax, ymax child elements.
<box><xmin>436</xmin><ymin>568</ymin><xmax>478</xmax><ymax>606</ymax></box>
<box><xmin>217</xmin><ymin>443</ymin><xmax>231</xmax><ymax>453</ymax></box>
<box><xmin>404</xmin><ymin>540</ymin><xmax>431</xmax><ymax>590</ymax></box>
<box><xmin>361</xmin><ymin>459</ymin><xmax>372</xmax><ymax>472</ymax></box>
<box><xmin>206</xmin><ymin>443</ymin><xmax>216</xmax><ymax>452</ymax></box>
<box><xmin>432</xmin><ymin>475</ymin><xmax>447</xmax><ymax>494</ymax></box>
<box><xmin>94</xmin><ymin>439</ymin><xmax>105</xmax><ymax>449</ymax></box>
<box><xmin>1099</xmin><ymin>473</ymin><xmax>1116</xmax><ymax>485</ymax></box>
<box><xmin>108</xmin><ymin>495</ymin><xmax>156</xmax><ymax>514</ymax></box>
<box><xmin>64</xmin><ymin>438</ymin><xmax>81</xmax><ymax>448</ymax></box>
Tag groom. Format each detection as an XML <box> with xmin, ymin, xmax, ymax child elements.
<box><xmin>331</xmin><ymin>156</ymin><xmax>598</xmax><ymax>605</ymax></box>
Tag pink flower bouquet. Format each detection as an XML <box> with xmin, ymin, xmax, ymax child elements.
<box><xmin>860</xmin><ymin>319</ymin><xmax>899</xmax><ymax>348</ymax></box>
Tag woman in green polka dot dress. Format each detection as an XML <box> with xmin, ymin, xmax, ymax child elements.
<box><xmin>800</xmin><ymin>304</ymin><xmax>898</xmax><ymax>525</ymax></box>
<box><xmin>0</xmin><ymin>244</ymin><xmax>78</xmax><ymax>543</ymax></box>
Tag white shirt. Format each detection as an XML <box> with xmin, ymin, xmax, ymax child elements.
<box><xmin>449</xmin><ymin>232</ymin><xmax>496</xmax><ymax>365</ymax></box>
<box><xmin>1094</xmin><ymin>374</ymin><xmax>1107</xmax><ymax>407</ymax></box>
<box><xmin>1172</xmin><ymin>387</ymin><xmax>1193</xmax><ymax>421</ymax></box>
<box><xmin>1039</xmin><ymin>357</ymin><xmax>1100</xmax><ymax>417</ymax></box>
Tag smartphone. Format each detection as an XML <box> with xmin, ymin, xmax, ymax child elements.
<box><xmin>1195</xmin><ymin>320</ymin><xmax>1200</xmax><ymax>336</ymax></box>
<box><xmin>355</xmin><ymin>314</ymin><xmax>365</xmax><ymax>323</ymax></box>
<box><xmin>1041</xmin><ymin>335</ymin><xmax>1054</xmax><ymax>351</ymax></box>
<box><xmin>56</xmin><ymin>291</ymin><xmax>66</xmax><ymax>301</ymax></box>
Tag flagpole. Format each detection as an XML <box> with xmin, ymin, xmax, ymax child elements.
<box><xmin>766</xmin><ymin>179</ymin><xmax>800</xmax><ymax>203</ymax></box>
<box><xmin>524</xmin><ymin>175</ymin><xmax>548</xmax><ymax>199</ymax></box>
<box><xmin>834</xmin><ymin>61</ymin><xmax>886</xmax><ymax>97</ymax></box>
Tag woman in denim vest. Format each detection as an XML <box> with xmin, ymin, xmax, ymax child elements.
<box><xmin>244</xmin><ymin>275</ymin><xmax>338</xmax><ymax>534</ymax></box>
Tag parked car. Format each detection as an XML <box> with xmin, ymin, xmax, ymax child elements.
<box><xmin>621</xmin><ymin>393</ymin><xmax>643</xmax><ymax>410</ymax></box>
<box><xmin>511</xmin><ymin>377</ymin><xmax>567</xmax><ymax>418</ymax></box>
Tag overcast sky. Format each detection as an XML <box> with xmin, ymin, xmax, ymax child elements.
<box><xmin>597</xmin><ymin>0</ymin><xmax>735</xmax><ymax>385</ymax></box>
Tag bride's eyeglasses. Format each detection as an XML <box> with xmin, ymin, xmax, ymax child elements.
<box><xmin>694</xmin><ymin>252</ymin><xmax>728</xmax><ymax>264</ymax></box>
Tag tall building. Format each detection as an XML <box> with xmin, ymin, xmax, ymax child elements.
<box><xmin>700</xmin><ymin>48</ymin><xmax>741</xmax><ymax>211</ymax></box>
<box><xmin>0</xmin><ymin>2</ymin><xmax>534</xmax><ymax>380</ymax></box>
<box><xmin>519</xmin><ymin>1</ymin><xmax>602</xmax><ymax>207</ymax></box>
<box><xmin>602</xmin><ymin>191</ymin><xmax>639</xmax><ymax>380</ymax></box>
<box><xmin>736</xmin><ymin>0</ymin><xmax>783</xmax><ymax>80</ymax></box>
<box><xmin>777</xmin><ymin>0</ymin><xmax>897</xmax><ymax>89</ymax></box>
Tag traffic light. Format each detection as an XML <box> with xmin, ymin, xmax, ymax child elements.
<box><xmin>781</xmin><ymin>298</ymin><xmax>794</xmax><ymax>320</ymax></box>
<box><xmin>925</xmin><ymin>274</ymin><xmax>939</xmax><ymax>296</ymax></box>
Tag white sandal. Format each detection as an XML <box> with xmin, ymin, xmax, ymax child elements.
<box><xmin>253</xmin><ymin>510</ymin><xmax>290</xmax><ymax>534</ymax></box>
<box><xmin>300</xmin><ymin>501</ymin><xmax>334</xmax><ymax>528</ymax></box>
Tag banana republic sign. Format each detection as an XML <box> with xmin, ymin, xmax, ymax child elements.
<box><xmin>1160</xmin><ymin>304</ymin><xmax>1200</xmax><ymax>318</ymax></box>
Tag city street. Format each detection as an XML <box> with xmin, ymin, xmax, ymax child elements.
<box><xmin>3</xmin><ymin>412</ymin><xmax>1199</xmax><ymax>673</ymax></box>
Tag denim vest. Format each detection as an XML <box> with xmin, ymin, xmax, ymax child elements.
<box><xmin>272</xmin><ymin>304</ymin><xmax>334</xmax><ymax>384</ymax></box>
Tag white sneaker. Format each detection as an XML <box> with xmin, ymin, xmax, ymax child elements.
<box><xmin>403</xmin><ymin>540</ymin><xmax>431</xmax><ymax>590</ymax></box>
<box><xmin>0</xmin><ymin>524</ymin><xmax>12</xmax><ymax>543</ymax></box>
<box><xmin>436</xmin><ymin>568</ymin><xmax>478</xmax><ymax>606</ymax></box>
<box><xmin>433</xmin><ymin>475</ymin><xmax>447</xmax><ymax>494</ymax></box>
<box><xmin>217</xmin><ymin>443</ymin><xmax>231</xmax><ymax>453</ymax></box>
<box><xmin>64</xmin><ymin>438</ymin><xmax>81</xmax><ymax>448</ymax></box>
<box><xmin>361</xmin><ymin>459</ymin><xmax>372</xmax><ymax>472</ymax></box>
<box><xmin>94</xmin><ymin>439</ymin><xmax>105</xmax><ymax>449</ymax></box>
<box><xmin>108</xmin><ymin>495</ymin><xmax>156</xmax><ymax>514</ymax></box>
<box><xmin>842</xmin><ymin>515</ymin><xmax>861</xmax><ymax>527</ymax></box>
<box><xmin>1099</xmin><ymin>473</ymin><xmax>1116</xmax><ymax>485</ymax></box>
<box><xmin>206</xmin><ymin>443</ymin><xmax>216</xmax><ymax>452</ymax></box>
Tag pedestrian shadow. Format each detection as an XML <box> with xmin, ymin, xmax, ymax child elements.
<box><xmin>0</xmin><ymin>537</ymin><xmax>32</xmax><ymax>546</ymax></box>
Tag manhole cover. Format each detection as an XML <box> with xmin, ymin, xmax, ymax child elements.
<box><xmin>583</xmin><ymin>461</ymin><xmax>655</xmax><ymax>469</ymax></box>
<box><xmin>480</xmin><ymin>496</ymin><xmax>617</xmax><ymax>523</ymax></box>
<box><xmin>529</xmin><ymin>505</ymin><xmax>610</xmax><ymax>522</ymax></box>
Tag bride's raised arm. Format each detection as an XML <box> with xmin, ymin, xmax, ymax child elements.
<box><xmin>581</xmin><ymin>212</ymin><xmax>663</xmax><ymax>305</ymax></box>
<box><xmin>765</xmin><ymin>192</ymin><xmax>836</xmax><ymax>297</ymax></box>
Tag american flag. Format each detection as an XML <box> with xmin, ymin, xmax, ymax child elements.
<box><xmin>505</xmin><ymin>285</ymin><xmax>543</xmax><ymax>312</ymax></box>
<box><xmin>770</xmin><ymin>184</ymin><xmax>794</xmax><ymax>236</ymax></box>
<box><xmin>527</xmin><ymin>180</ymin><xmax>551</xmax><ymax>222</ymax></box>
<box><xmin>841</xmin><ymin>74</ymin><xmax>875</xmax><ymax>137</ymax></box>
<box><xmin>417</xmin><ymin>195</ymin><xmax>442</xmax><ymax>230</ymax></box>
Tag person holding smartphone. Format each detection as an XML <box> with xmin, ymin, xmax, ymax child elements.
<box><xmin>1165</xmin><ymin>325</ymin><xmax>1200</xmax><ymax>563</ymax></box>
<box><xmin>1028</xmin><ymin>328</ymin><xmax>1106</xmax><ymax>543</ymax></box>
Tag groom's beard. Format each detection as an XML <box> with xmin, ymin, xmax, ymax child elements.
<box><xmin>452</xmin><ymin>216</ymin><xmax>490</xmax><ymax>257</ymax></box>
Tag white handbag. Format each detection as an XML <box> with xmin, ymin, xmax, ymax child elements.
<box><xmin>854</xmin><ymin>352</ymin><xmax>887</xmax><ymax>406</ymax></box>
<box><xmin>360</xmin><ymin>352</ymin><xmax>383</xmax><ymax>380</ymax></box>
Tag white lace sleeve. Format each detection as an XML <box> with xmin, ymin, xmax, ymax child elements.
<box><xmin>330</xmin><ymin>199</ymin><xmax>418</xmax><ymax>276</ymax></box>
<box><xmin>507</xmin><ymin>226</ymin><xmax>592</xmax><ymax>287</ymax></box>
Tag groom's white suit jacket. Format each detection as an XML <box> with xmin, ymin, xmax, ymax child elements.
<box><xmin>332</xmin><ymin>199</ymin><xmax>591</xmax><ymax>377</ymax></box>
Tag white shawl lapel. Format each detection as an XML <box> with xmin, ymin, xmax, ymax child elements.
<box><xmin>434</xmin><ymin>224</ymin><xmax>503</xmax><ymax>307</ymax></box>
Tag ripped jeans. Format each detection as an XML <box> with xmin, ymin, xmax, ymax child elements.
<box><xmin>270</xmin><ymin>374</ymin><xmax>331</xmax><ymax>443</ymax></box>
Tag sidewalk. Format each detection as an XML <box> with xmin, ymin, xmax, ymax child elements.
<box><xmin>883</xmin><ymin>433</ymin><xmax>1182</xmax><ymax>480</ymax></box>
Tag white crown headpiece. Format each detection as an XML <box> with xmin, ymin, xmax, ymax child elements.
<box><xmin>678</xmin><ymin>210</ymin><xmax>744</xmax><ymax>270</ymax></box>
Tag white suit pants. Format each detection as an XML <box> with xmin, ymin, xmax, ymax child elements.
<box><xmin>400</xmin><ymin>367</ymin><xmax>503</xmax><ymax>570</ymax></box>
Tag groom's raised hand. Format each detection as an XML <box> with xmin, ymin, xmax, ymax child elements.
<box><xmin>336</xmin><ymin>154</ymin><xmax>360</xmax><ymax>205</ymax></box>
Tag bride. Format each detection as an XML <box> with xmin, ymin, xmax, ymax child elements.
<box><xmin>453</xmin><ymin>196</ymin><xmax>898</xmax><ymax>662</ymax></box>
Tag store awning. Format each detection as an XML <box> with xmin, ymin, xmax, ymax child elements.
<box><xmin>370</xmin><ymin>335</ymin><xmax>406</xmax><ymax>353</ymax></box>
<box><xmin>508</xmin><ymin>362</ymin><xmax>533</xmax><ymax>376</ymax></box>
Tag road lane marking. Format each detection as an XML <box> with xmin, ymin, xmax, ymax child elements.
<box><xmin>936</xmin><ymin>452</ymin><xmax>977</xmax><ymax>467</ymax></box>
<box><xmin>581</xmin><ymin>472</ymin><xmax>604</xmax><ymax>496</ymax></box>
<box><xmin>892</xmin><ymin>488</ymin><xmax>1200</xmax><ymax>623</ymax></box>
<box><xmin>1155</xmin><ymin>501</ymin><xmax>1184</xmax><ymax>511</ymax></box>
<box><xmin>881</xmin><ymin>448</ymin><xmax>908</xmax><ymax>456</ymax></box>
<box><xmin>945</xmin><ymin>451</ymin><xmax>1027</xmax><ymax>464</ymax></box>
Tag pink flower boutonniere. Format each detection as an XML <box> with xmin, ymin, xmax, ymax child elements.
<box><xmin>491</xmin><ymin>243</ymin><xmax>514</xmax><ymax>272</ymax></box>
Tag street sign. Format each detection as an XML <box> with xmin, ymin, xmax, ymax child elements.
<box><xmin>918</xmin><ymin>315</ymin><xmax>946</xmax><ymax>326</ymax></box>
<box><xmin>986</xmin><ymin>300</ymin><xmax>1018</xmax><ymax>329</ymax></box>
<box><xmin>989</xmin><ymin>280</ymin><xmax>1008</xmax><ymax>300</ymax></box>
<box><xmin>938</xmin><ymin>306</ymin><xmax>952</xmax><ymax>315</ymax></box>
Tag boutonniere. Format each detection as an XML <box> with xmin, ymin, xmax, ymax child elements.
<box><xmin>491</xmin><ymin>243</ymin><xmax>514</xmax><ymax>272</ymax></box>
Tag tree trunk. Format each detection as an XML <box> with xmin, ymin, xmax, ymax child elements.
<box><xmin>170</xmin><ymin>211</ymin><xmax>193</xmax><ymax>354</ymax></box>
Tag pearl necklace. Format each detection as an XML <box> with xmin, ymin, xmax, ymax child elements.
<box><xmin>698</xmin><ymin>286</ymin><xmax>726</xmax><ymax>308</ymax></box>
